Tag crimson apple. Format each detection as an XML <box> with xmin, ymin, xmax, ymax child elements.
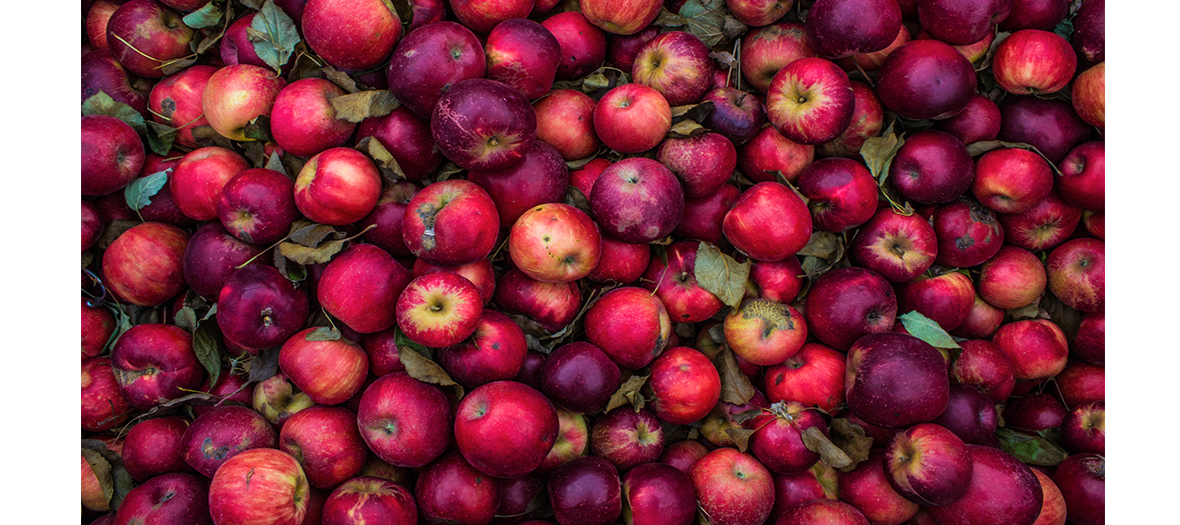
<box><xmin>218</xmin><ymin>168</ymin><xmax>297</xmax><ymax>245</ymax></box>
<box><xmin>82</xmin><ymin>50</ymin><xmax>152</xmax><ymax>117</ymax></box>
<box><xmin>270</xmin><ymin>78</ymin><xmax>356</xmax><ymax>158</ymax></box>
<box><xmin>776</xmin><ymin>499</ymin><xmax>868</xmax><ymax>525</ymax></box>
<box><xmin>641</xmin><ymin>241</ymin><xmax>723</xmax><ymax>323</ymax></box>
<box><xmin>950</xmin><ymin>339</ymin><xmax>1016</xmax><ymax>403</ymax></box>
<box><xmin>208</xmin><ymin>448</ymin><xmax>310</xmax><ymax>525</ymax></box>
<box><xmin>533</xmin><ymin>89</ymin><xmax>601</xmax><ymax>161</ymax></box>
<box><xmin>690</xmin><ymin>448</ymin><xmax>774</xmax><ymax>525</ymax></box>
<box><xmin>548</xmin><ymin>455</ymin><xmax>623</xmax><ymax>525</ymax></box>
<box><xmin>896</xmin><ymin>270</ymin><xmax>976</xmax><ymax>331</ymax></box>
<box><xmin>415</xmin><ymin>451</ymin><xmax>502</xmax><ymax>524</ymax></box>
<box><xmin>322</xmin><ymin>476</ymin><xmax>417</xmax><ymax>525</ymax></box>
<box><xmin>934</xmin><ymin>94</ymin><xmax>1002</xmax><ymax>145</ymax></box>
<box><xmin>805</xmin><ymin>0</ymin><xmax>902</xmax><ymax>59</ymax></box>
<box><xmin>1056</xmin><ymin>141</ymin><xmax>1105</xmax><ymax>211</ymax></box>
<box><xmin>102</xmin><ymin>222</ymin><xmax>188</xmax><ymax>306</ymax></box>
<box><xmin>837</xmin><ymin>448</ymin><xmax>920</xmax><ymax>524</ymax></box>
<box><xmin>648</xmin><ymin>346</ymin><xmax>721</xmax><ymax>425</ymax></box>
<box><xmin>542</xmin><ymin>11</ymin><xmax>608</xmax><ymax>80</ymax></box>
<box><xmin>317</xmin><ymin>244</ymin><xmax>410</xmax><ymax>334</ymax></box>
<box><xmin>356</xmin><ymin>107</ymin><xmax>442</xmax><ymax>181</ymax></box>
<box><xmin>884</xmin><ymin>423</ymin><xmax>973</xmax><ymax>506</ymax></box>
<box><xmin>580</xmin><ymin>0</ymin><xmax>661</xmax><ymax>35</ymax></box>
<box><xmin>593</xmin><ymin>83</ymin><xmax>671</xmax><ymax>154</ymax></box>
<box><xmin>739</xmin><ymin>125</ymin><xmax>815</xmax><ymax>183</ymax></box>
<box><xmin>279</xmin><ymin>328</ymin><xmax>369</xmax><ymax>406</ymax></box>
<box><xmin>111</xmin><ymin>323</ymin><xmax>202</xmax><ymax>409</ymax></box>
<box><xmin>1053</xmin><ymin>453</ymin><xmax>1104</xmax><ymax>525</ymax></box>
<box><xmin>493</xmin><ymin>268</ymin><xmax>581</xmax><ymax>332</ymax></box>
<box><xmin>1073</xmin><ymin>62</ymin><xmax>1105</xmax><ymax>129</ymax></box>
<box><xmin>724</xmin><ymin>182</ymin><xmax>812</xmax><ymax>262</ymax></box>
<box><xmin>673</xmin><ymin>184</ymin><xmax>741</xmax><ymax>245</ymax></box>
<box><xmin>1071</xmin><ymin>313</ymin><xmax>1105</xmax><ymax>366</ymax></box>
<box><xmin>395</xmin><ymin>270</ymin><xmax>484</xmax><ymax>348</ymax></box>
<box><xmin>848</xmin><ymin>208</ymin><xmax>938</xmax><ymax>283</ymax></box>
<box><xmin>358</xmin><ymin>182</ymin><xmax>420</xmax><ymax>256</ymax></box>
<box><xmin>805</xmin><ymin>267</ymin><xmax>897</xmax><ymax>350</ymax></box>
<box><xmin>797</xmin><ymin>157</ymin><xmax>878</xmax><ymax>232</ymax></box>
<box><xmin>992</xmin><ymin>29</ymin><xmax>1076</xmax><ymax>95</ymax></box>
<box><xmin>889</xmin><ymin>129</ymin><xmax>974</xmax><ymax>205</ymax></box>
<box><xmin>997</xmin><ymin>96</ymin><xmax>1091</xmax><ymax>163</ymax></box>
<box><xmin>918</xmin><ymin>0</ymin><xmax>1012</xmax><ymax>45</ymax></box>
<box><xmin>402</xmin><ymin>179</ymin><xmax>500</xmax><ymax>266</ymax></box>
<box><xmin>294</xmin><ymin>147</ymin><xmax>382</xmax><ymax>226</ymax></box>
<box><xmin>657</xmin><ymin>132</ymin><xmax>738</xmax><ymax>199</ymax></box>
<box><xmin>765</xmin><ymin>57</ymin><xmax>855</xmax><ymax>145</ymax></box>
<box><xmin>432</xmin><ymin>78</ymin><xmax>537</xmax><ymax>171</ymax></box>
<box><xmin>114</xmin><ymin>472</ymin><xmax>211</xmax><ymax>525</ymax></box>
<box><xmin>932</xmin><ymin>199</ymin><xmax>1005</xmax><ymax>268</ymax></box>
<box><xmin>81</xmin><ymin>115</ymin><xmax>145</xmax><ymax>196</ymax></box>
<box><xmin>632</xmin><ymin>31</ymin><xmax>712</xmax><ymax>106</ymax></box>
<box><xmin>996</xmin><ymin>189</ymin><xmax>1082</xmax><ymax>251</ymax></box>
<box><xmin>928</xmin><ymin>445</ymin><xmax>1043</xmax><ymax>525</ymax></box>
<box><xmin>279</xmin><ymin>406</ymin><xmax>366</xmax><ymax>489</ymax></box>
<box><xmin>540</xmin><ymin>342</ymin><xmax>621</xmax><ymax>414</ymax></box>
<box><xmin>846</xmin><ymin>332</ymin><xmax>949</xmax><ymax>428</ymax></box>
<box><xmin>357</xmin><ymin>372</ymin><xmax>453</xmax><ymax>468</ymax></box>
<box><xmin>1046</xmin><ymin>238</ymin><xmax>1105</xmax><ymax>312</ymax></box>
<box><xmin>82</xmin><ymin>358</ymin><xmax>131</xmax><ymax>432</ymax></box>
<box><xmin>302</xmin><ymin>0</ymin><xmax>401</xmax><ymax>70</ymax></box>
<box><xmin>623</xmin><ymin>462</ymin><xmax>697</xmax><ymax>525</ymax></box>
<box><xmin>703</xmin><ymin>86</ymin><xmax>766</xmax><ymax>146</ymax></box>
<box><xmin>217</xmin><ymin>265</ymin><xmax>309</xmax><ymax>352</ymax></box>
<box><xmin>149</xmin><ymin>65</ymin><xmax>214</xmax><ymax>148</ymax></box>
<box><xmin>438</xmin><ymin>308</ymin><xmax>528</xmax><ymax>388</ymax></box>
<box><xmin>740</xmin><ymin>22</ymin><xmax>816</xmax><ymax>93</ymax></box>
<box><xmin>590</xmin><ymin>157</ymin><xmax>684</xmax><ymax>244</ymax></box>
<box><xmin>816</xmin><ymin>80</ymin><xmax>884</xmax><ymax>159</ymax></box>
<box><xmin>875</xmin><ymin>39</ymin><xmax>975</xmax><ymax>120</ymax></box>
<box><xmin>584</xmin><ymin>286</ymin><xmax>672</xmax><ymax>369</ymax></box>
<box><xmin>455</xmin><ymin>381</ymin><xmax>559</xmax><ymax>478</ymax></box>
<box><xmin>105</xmin><ymin>0</ymin><xmax>194</xmax><ymax>78</ymax></box>
<box><xmin>181</xmin><ymin>405</ymin><xmax>278</xmax><ymax>478</ymax></box>
<box><xmin>591</xmin><ymin>407</ymin><xmax>665</xmax><ymax>470</ymax></box>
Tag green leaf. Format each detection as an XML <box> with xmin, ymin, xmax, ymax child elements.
<box><xmin>193</xmin><ymin>321</ymin><xmax>224</xmax><ymax>388</ymax></box>
<box><xmin>330</xmin><ymin>90</ymin><xmax>401</xmax><ymax>123</ymax></box>
<box><xmin>248</xmin><ymin>0</ymin><xmax>301</xmax><ymax>73</ymax></box>
<box><xmin>860</xmin><ymin>127</ymin><xmax>904</xmax><ymax>185</ymax></box>
<box><xmin>82</xmin><ymin>92</ymin><xmax>146</xmax><ymax>136</ymax></box>
<box><xmin>996</xmin><ymin>427</ymin><xmax>1069</xmax><ymax>466</ymax></box>
<box><xmin>304</xmin><ymin>326</ymin><xmax>342</xmax><ymax>342</ymax></box>
<box><xmin>174</xmin><ymin>306</ymin><xmax>198</xmax><ymax>333</ymax></box>
<box><xmin>145</xmin><ymin>121</ymin><xmax>178</xmax><ymax>156</ymax></box>
<box><xmin>1052</xmin><ymin>16</ymin><xmax>1074</xmax><ymax>41</ymax></box>
<box><xmin>183</xmin><ymin>2</ymin><xmax>223</xmax><ymax>29</ymax></box>
<box><xmin>124</xmin><ymin>169</ymin><xmax>170</xmax><ymax>211</ymax></box>
<box><xmin>693</xmin><ymin>241</ymin><xmax>751</xmax><ymax>309</ymax></box>
<box><xmin>669</xmin><ymin>0</ymin><xmax>731</xmax><ymax>48</ymax></box>
<box><xmin>897</xmin><ymin>310</ymin><xmax>961</xmax><ymax>349</ymax></box>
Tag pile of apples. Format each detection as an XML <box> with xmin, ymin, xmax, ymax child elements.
<box><xmin>80</xmin><ymin>0</ymin><xmax>1105</xmax><ymax>524</ymax></box>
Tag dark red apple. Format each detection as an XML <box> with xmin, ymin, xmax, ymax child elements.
<box><xmin>690</xmin><ymin>448</ymin><xmax>774</xmax><ymax>525</ymax></box>
<box><xmin>547</xmin><ymin>455</ymin><xmax>622</xmax><ymax>525</ymax></box>
<box><xmin>105</xmin><ymin>0</ymin><xmax>194</xmax><ymax>78</ymax></box>
<box><xmin>356</xmin><ymin>107</ymin><xmax>442</xmax><ymax>181</ymax></box>
<box><xmin>837</xmin><ymin>448</ymin><xmax>920</xmax><ymax>524</ymax></box>
<box><xmin>884</xmin><ymin>423</ymin><xmax>973</xmax><ymax>506</ymax></box>
<box><xmin>217</xmin><ymin>168</ymin><xmax>297</xmax><ymax>245</ymax></box>
<box><xmin>438</xmin><ymin>308</ymin><xmax>529</xmax><ymax>388</ymax></box>
<box><xmin>294</xmin><ymin>147</ymin><xmax>382</xmax><ymax>226</ymax></box>
<box><xmin>590</xmin><ymin>157</ymin><xmax>684</xmax><ymax>244</ymax></box>
<box><xmin>934</xmin><ymin>94</ymin><xmax>1002</xmax><ymax>146</ymax></box>
<box><xmin>217</xmin><ymin>265</ymin><xmax>309</xmax><ymax>352</ymax></box>
<box><xmin>386</xmin><ymin>21</ymin><xmax>486</xmax><ymax>119</ymax></box>
<box><xmin>485</xmin><ymin>18</ymin><xmax>563</xmax><ymax>100</ymax></box>
<box><xmin>113</xmin><ymin>472</ymin><xmax>211</xmax><ymax>525</ymax></box>
<box><xmin>181</xmin><ymin>222</ymin><xmax>261</xmax><ymax>300</ymax></box>
<box><xmin>950</xmin><ymin>339</ymin><xmax>1016</xmax><ymax>403</ymax></box>
<box><xmin>931</xmin><ymin>382</ymin><xmax>999</xmax><ymax>445</ymax></box>
<box><xmin>148</xmin><ymin>65</ymin><xmax>214</xmax><ymax>148</ymax></box>
<box><xmin>805</xmin><ymin>267</ymin><xmax>897</xmax><ymax>351</ymax></box>
<box><xmin>805</xmin><ymin>0</ymin><xmax>902</xmax><ymax>59</ymax></box>
<box><xmin>81</xmin><ymin>115</ymin><xmax>145</xmax><ymax>196</ymax></box>
<box><xmin>432</xmin><ymin>78</ymin><xmax>538</xmax><ymax>171</ymax></box>
<box><xmin>110</xmin><ymin>324</ymin><xmax>202</xmax><ymax>409</ymax></box>
<box><xmin>270</xmin><ymin>77</ymin><xmax>356</xmax><ymax>158</ymax></box>
<box><xmin>929</xmin><ymin>445</ymin><xmax>1043</xmax><ymax>525</ymax></box>
<box><xmin>1053</xmin><ymin>453</ymin><xmax>1104</xmax><ymax>525</ymax></box>
<box><xmin>493</xmin><ymin>268</ymin><xmax>582</xmax><ymax>333</ymax></box>
<box><xmin>583</xmin><ymin>286</ymin><xmax>672</xmax><ymax>370</ymax></box>
<box><xmin>181</xmin><ymin>405</ymin><xmax>279</xmax><ymax>478</ymax></box>
<box><xmin>415</xmin><ymin>451</ymin><xmax>501</xmax><ymax>524</ymax></box>
<box><xmin>797</xmin><ymin>157</ymin><xmax>878</xmax><ymax>232</ymax></box>
<box><xmin>875</xmin><ymin>39</ymin><xmax>976</xmax><ymax>120</ymax></box>
<box><xmin>848</xmin><ymin>208</ymin><xmax>938</xmax><ymax>283</ymax></box>
<box><xmin>455</xmin><ymin>381</ymin><xmax>559</xmax><ymax>478</ymax></box>
<box><xmin>122</xmin><ymin>416</ymin><xmax>192</xmax><ymax>481</ymax></box>
<box><xmin>997</xmin><ymin>96</ymin><xmax>1091</xmax><ymax>164</ymax></box>
<box><xmin>845</xmin><ymin>332</ymin><xmax>949</xmax><ymax>428</ymax></box>
<box><xmin>889</xmin><ymin>129</ymin><xmax>974</xmax><ymax>205</ymax></box>
<box><xmin>540</xmin><ymin>342</ymin><xmax>621</xmax><ymax>414</ymax></box>
<box><xmin>542</xmin><ymin>11</ymin><xmax>608</xmax><ymax>80</ymax></box>
<box><xmin>623</xmin><ymin>462</ymin><xmax>697</xmax><ymax>525</ymax></box>
<box><xmin>470</xmin><ymin>141</ymin><xmax>571</xmax><ymax>227</ymax></box>
<box><xmin>1056</xmin><ymin>141</ymin><xmax>1105</xmax><ymax>211</ymax></box>
<box><xmin>641</xmin><ymin>241</ymin><xmax>724</xmax><ymax>324</ymax></box>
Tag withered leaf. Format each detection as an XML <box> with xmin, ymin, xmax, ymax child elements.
<box><xmin>730</xmin><ymin>407</ymin><xmax>764</xmax><ymax>426</ymax></box>
<box><xmin>99</xmin><ymin>219</ymin><xmax>139</xmax><ymax>250</ymax></box>
<box><xmin>828</xmin><ymin>418</ymin><xmax>874</xmax><ymax>471</ymax></box>
<box><xmin>190</xmin><ymin>125</ymin><xmax>235</xmax><ymax>148</ymax></box>
<box><xmin>564</xmin><ymin>186</ymin><xmax>593</xmax><ymax>216</ymax></box>
<box><xmin>897</xmin><ymin>310</ymin><xmax>960</xmax><ymax>349</ymax></box>
<box><xmin>726</xmin><ymin>427</ymin><xmax>757</xmax><ymax>452</ymax></box>
<box><xmin>81</xmin><ymin>439</ymin><xmax>133</xmax><ymax>511</ymax></box>
<box><xmin>606</xmin><ymin>374</ymin><xmax>650</xmax><ymax>413</ymax></box>
<box><xmin>321</xmin><ymin>65</ymin><xmax>360</xmax><ymax>93</ymax></box>
<box><xmin>860</xmin><ymin>129</ymin><xmax>904</xmax><ymax>185</ymax></box>
<box><xmin>802</xmin><ymin>426</ymin><xmax>853</xmax><ymax>470</ymax></box>
<box><xmin>330</xmin><ymin>90</ymin><xmax>400</xmax><ymax>123</ymax></box>
<box><xmin>797</xmin><ymin>231</ymin><xmax>841</xmax><ymax>259</ymax></box>
<box><xmin>398</xmin><ymin>340</ymin><xmax>464</xmax><ymax>399</ymax></box>
<box><xmin>304</xmin><ymin>325</ymin><xmax>342</xmax><ymax>342</ymax></box>
<box><xmin>278</xmin><ymin>239</ymin><xmax>346</xmax><ymax>264</ymax></box>
<box><xmin>694</xmin><ymin>242</ymin><xmax>751</xmax><ymax>309</ymax></box>
<box><xmin>713</xmin><ymin>346</ymin><xmax>755</xmax><ymax>405</ymax></box>
<box><xmin>246</xmin><ymin>346</ymin><xmax>281</xmax><ymax>383</ymax></box>
<box><xmin>193</xmin><ymin>321</ymin><xmax>224</xmax><ymax>387</ymax></box>
<box><xmin>287</xmin><ymin>220</ymin><xmax>342</xmax><ymax>247</ymax></box>
<box><xmin>668</xmin><ymin>119</ymin><xmax>706</xmax><ymax>138</ymax></box>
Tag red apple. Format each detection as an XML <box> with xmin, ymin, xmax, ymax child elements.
<box><xmin>875</xmin><ymin>39</ymin><xmax>976</xmax><ymax>120</ymax></box>
<box><xmin>217</xmin><ymin>264</ymin><xmax>309</xmax><ymax>352</ymax></box>
<box><xmin>996</xmin><ymin>189</ymin><xmax>1082</xmax><ymax>251</ymax></box>
<box><xmin>632</xmin><ymin>31</ymin><xmax>712</xmax><ymax>106</ymax></box>
<box><xmin>294</xmin><ymin>147</ymin><xmax>382</xmax><ymax>226</ymax></box>
<box><xmin>540</xmin><ymin>342</ymin><xmax>621</xmax><ymax>414</ymax></box>
<box><xmin>402</xmin><ymin>179</ymin><xmax>500</xmax><ymax>266</ymax></box>
<box><xmin>432</xmin><ymin>78</ymin><xmax>538</xmax><ymax>171</ymax></box>
<box><xmin>992</xmin><ymin>29</ymin><xmax>1076</xmax><ymax>95</ymax></box>
<box><xmin>764</xmin><ymin>342</ymin><xmax>845</xmax><ymax>412</ymax></box>
<box><xmin>743</xmin><ymin>130</ymin><xmax>816</xmax><ymax>190</ymax></box>
<box><xmin>114</xmin><ymin>472</ymin><xmax>211</xmax><ymax>525</ymax></box>
<box><xmin>386</xmin><ymin>21</ymin><xmax>485</xmax><ymax>118</ymax></box>
<box><xmin>449</xmin><ymin>0</ymin><xmax>531</xmax><ymax>34</ymax></box>
<box><xmin>928</xmin><ymin>445</ymin><xmax>1043</xmax><ymax>525</ymax></box>
<box><xmin>149</xmin><ymin>65</ymin><xmax>214</xmax><ymax>148</ymax></box>
<box><xmin>182</xmin><ymin>405</ymin><xmax>279</xmax><ymax>478</ymax></box>
<box><xmin>888</xmin><ymin>129</ymin><xmax>975</xmax><ymax>205</ymax></box>
<box><xmin>279</xmin><ymin>328</ymin><xmax>369</xmax><ymax>406</ymax></box>
<box><xmin>580</xmin><ymin>0</ymin><xmax>661</xmax><ymax>35</ymax></box>
<box><xmin>973</xmin><ymin>147</ymin><xmax>1054</xmax><ymax>215</ymax></box>
<box><xmin>202</xmin><ymin>64</ymin><xmax>287</xmax><ymax>142</ymax></box>
<box><xmin>395</xmin><ymin>271</ymin><xmax>483</xmax><ymax>348</ymax></box>
<box><xmin>657</xmin><ymin>133</ymin><xmax>738</xmax><ymax>199</ymax></box>
<box><xmin>415</xmin><ymin>451</ymin><xmax>502</xmax><ymax>524</ymax></box>
<box><xmin>934</xmin><ymin>94</ymin><xmax>1002</xmax><ymax>145</ymax></box>
<box><xmin>1053</xmin><ymin>454</ymin><xmax>1104</xmax><ymax>525</ymax></box>
<box><xmin>303</xmin><ymin>0</ymin><xmax>401</xmax><ymax>70</ymax></box>
<box><xmin>81</xmin><ymin>115</ymin><xmax>145</xmax><ymax>196</ymax></box>
<box><xmin>931</xmin><ymin>199</ymin><xmax>1005</xmax><ymax>268</ymax></box>
<box><xmin>750</xmin><ymin>402</ymin><xmax>827</xmax><ymax>475</ymax></box>
<box><xmin>949</xmin><ymin>339</ymin><xmax>1016</xmax><ymax>403</ymax></box>
<box><xmin>992</xmin><ymin>319</ymin><xmax>1069</xmax><ymax>381</ymax></box>
<box><xmin>534</xmin><ymin>89</ymin><xmax>601</xmax><ymax>161</ymax></box>
<box><xmin>218</xmin><ymin>168</ymin><xmax>298</xmax><ymax>245</ymax></box>
<box><xmin>81</xmin><ymin>358</ymin><xmax>132</xmax><ymax>432</ymax></box>
<box><xmin>494</xmin><ymin>268</ymin><xmax>582</xmax><ymax>332</ymax></box>
<box><xmin>438</xmin><ymin>308</ymin><xmax>529</xmax><ymax>388</ymax></box>
<box><xmin>690</xmin><ymin>448</ymin><xmax>774</xmax><ymax>525</ymax></box>
<box><xmin>584</xmin><ymin>286</ymin><xmax>672</xmax><ymax>369</ymax></box>
<box><xmin>895</xmin><ymin>270</ymin><xmax>976</xmax><ymax>331</ymax></box>
<box><xmin>918</xmin><ymin>0</ymin><xmax>1013</xmax><ymax>45</ymax></box>
<box><xmin>317</xmin><ymin>244</ymin><xmax>410</xmax><ymax>334</ymax></box>
<box><xmin>356</xmin><ymin>107</ymin><xmax>442</xmax><ymax>181</ymax></box>
<box><xmin>978</xmin><ymin>245</ymin><xmax>1046</xmax><ymax>309</ymax></box>
<box><xmin>837</xmin><ymin>448</ymin><xmax>920</xmax><ymax>524</ymax></box>
<box><xmin>997</xmin><ymin>96</ymin><xmax>1091</xmax><ymax>164</ymax></box>
<box><xmin>82</xmin><ymin>49</ymin><xmax>152</xmax><ymax>117</ymax></box>
<box><xmin>357</xmin><ymin>182</ymin><xmax>420</xmax><ymax>256</ymax></box>
<box><xmin>81</xmin><ymin>297</ymin><xmax>116</xmax><ymax>360</ymax></box>
<box><xmin>105</xmin><ymin>0</ymin><xmax>195</xmax><ymax>78</ymax></box>
<box><xmin>805</xmin><ymin>267</ymin><xmax>897</xmax><ymax>350</ymax></box>
<box><xmin>740</xmin><ymin>22</ymin><xmax>816</xmax><ymax>93</ymax></box>
<box><xmin>623</xmin><ymin>462</ymin><xmax>697</xmax><ymax>525</ymax></box>
<box><xmin>846</xmin><ymin>332</ymin><xmax>949</xmax><ymax>428</ymax></box>
<box><xmin>171</xmin><ymin>146</ymin><xmax>250</xmax><ymax>221</ymax></box>
<box><xmin>548</xmin><ymin>455</ymin><xmax>623</xmax><ymax>525</ymax></box>
<box><xmin>220</xmin><ymin>13</ymin><xmax>270</xmax><ymax>69</ymax></box>
<box><xmin>102</xmin><ymin>222</ymin><xmax>188</xmax><ymax>306</ymax></box>
<box><xmin>884</xmin><ymin>423</ymin><xmax>973</xmax><ymax>506</ymax></box>
<box><xmin>641</xmin><ymin>241</ymin><xmax>724</xmax><ymax>323</ymax></box>
<box><xmin>279</xmin><ymin>406</ymin><xmax>366</xmax><ymax>489</ymax></box>
<box><xmin>805</xmin><ymin>0</ymin><xmax>902</xmax><ymax>59</ymax></box>
<box><xmin>725</xmin><ymin>299</ymin><xmax>807</xmax><ymax>366</ymax></box>
<box><xmin>111</xmin><ymin>323</ymin><xmax>202</xmax><ymax>409</ymax></box>
<box><xmin>270</xmin><ymin>78</ymin><xmax>356</xmax><ymax>158</ymax></box>
<box><xmin>509</xmin><ymin>203</ymin><xmax>602</xmax><ymax>283</ymax></box>
<box><xmin>776</xmin><ymin>499</ymin><xmax>868</xmax><ymax>525</ymax></box>
<box><xmin>1046</xmin><ymin>238</ymin><xmax>1105</xmax><ymax>312</ymax></box>
<box><xmin>648</xmin><ymin>346</ymin><xmax>721</xmax><ymax>425</ymax></box>
<box><xmin>703</xmin><ymin>86</ymin><xmax>767</xmax><ymax>147</ymax></box>
<box><xmin>412</xmin><ymin>257</ymin><xmax>497</xmax><ymax>305</ymax></box>
<box><xmin>724</xmin><ymin>182</ymin><xmax>812</xmax><ymax>262</ymax></box>
<box><xmin>1062</xmin><ymin>400</ymin><xmax>1104</xmax><ymax>455</ymax></box>
<box><xmin>593</xmin><ymin>83</ymin><xmax>672</xmax><ymax>154</ymax></box>
<box><xmin>542</xmin><ymin>11</ymin><xmax>608</xmax><ymax>80</ymax></box>
<box><xmin>455</xmin><ymin>381</ymin><xmax>559</xmax><ymax>477</ymax></box>
<box><xmin>673</xmin><ymin>184</ymin><xmax>741</xmax><ymax>245</ymax></box>
<box><xmin>591</xmin><ymin>407</ymin><xmax>665</xmax><ymax>470</ymax></box>
<box><xmin>848</xmin><ymin>208</ymin><xmax>938</xmax><ymax>283</ymax></box>
<box><xmin>766</xmin><ymin>57</ymin><xmax>855</xmax><ymax>145</ymax></box>
<box><xmin>322</xmin><ymin>477</ymin><xmax>417</xmax><ymax>525</ymax></box>
<box><xmin>86</xmin><ymin>1</ymin><xmax>120</xmax><ymax>49</ymax></box>
<box><xmin>1056</xmin><ymin>141</ymin><xmax>1105</xmax><ymax>211</ymax></box>
<box><xmin>538</xmin><ymin>408</ymin><xmax>591</xmax><ymax>473</ymax></box>
<box><xmin>484</xmin><ymin>18</ymin><xmax>562</xmax><ymax>100</ymax></box>
<box><xmin>797</xmin><ymin>157</ymin><xmax>879</xmax><ymax>232</ymax></box>
<box><xmin>208</xmin><ymin>448</ymin><xmax>310</xmax><ymax>525</ymax></box>
<box><xmin>590</xmin><ymin>157</ymin><xmax>684</xmax><ymax>243</ymax></box>
<box><xmin>1071</xmin><ymin>312</ymin><xmax>1105</xmax><ymax>366</ymax></box>
<box><xmin>357</xmin><ymin>372</ymin><xmax>453</xmax><ymax>468</ymax></box>
<box><xmin>816</xmin><ymin>80</ymin><xmax>884</xmax><ymax>159</ymax></box>
<box><xmin>1072</xmin><ymin>62</ymin><xmax>1104</xmax><ymax>128</ymax></box>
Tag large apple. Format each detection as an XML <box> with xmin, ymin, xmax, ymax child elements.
<box><xmin>386</xmin><ymin>21</ymin><xmax>486</xmax><ymax>119</ymax></box>
<box><xmin>357</xmin><ymin>372</ymin><xmax>453</xmax><ymax>468</ymax></box>
<box><xmin>402</xmin><ymin>179</ymin><xmax>500</xmax><ymax>266</ymax></box>
<box><xmin>302</xmin><ymin>0</ymin><xmax>401</xmax><ymax>70</ymax></box>
<box><xmin>201</xmin><ymin>64</ymin><xmax>287</xmax><ymax>142</ymax></box>
<box><xmin>845</xmin><ymin>332</ymin><xmax>949</xmax><ymax>428</ymax></box>
<box><xmin>454</xmin><ymin>381</ymin><xmax>559</xmax><ymax>477</ymax></box>
<box><xmin>590</xmin><ymin>157</ymin><xmax>684</xmax><ymax>244</ymax></box>
<box><xmin>432</xmin><ymin>78</ymin><xmax>538</xmax><ymax>171</ymax></box>
<box><xmin>208</xmin><ymin>448</ymin><xmax>310</xmax><ymax>525</ymax></box>
<box><xmin>105</xmin><ymin>0</ymin><xmax>195</xmax><ymax>78</ymax></box>
<box><xmin>81</xmin><ymin>115</ymin><xmax>145</xmax><ymax>196</ymax></box>
<box><xmin>723</xmin><ymin>182</ymin><xmax>812</xmax><ymax>262</ymax></box>
<box><xmin>510</xmin><ymin>203</ymin><xmax>602</xmax><ymax>283</ymax></box>
<box><xmin>765</xmin><ymin>57</ymin><xmax>855</xmax><ymax>145</ymax></box>
<box><xmin>593</xmin><ymin>83</ymin><xmax>672</xmax><ymax>154</ymax></box>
